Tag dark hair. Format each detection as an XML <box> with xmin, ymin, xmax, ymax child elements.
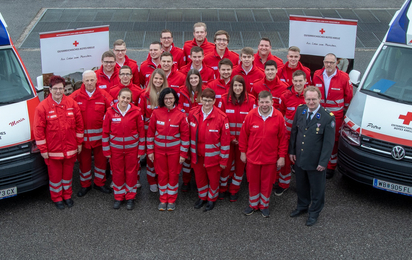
<box><xmin>292</xmin><ymin>70</ymin><xmax>306</xmax><ymax>80</ymax></box>
<box><xmin>118</xmin><ymin>87</ymin><xmax>133</xmax><ymax>100</ymax></box>
<box><xmin>101</xmin><ymin>50</ymin><xmax>115</xmax><ymax>61</ymax></box>
<box><xmin>49</xmin><ymin>75</ymin><xmax>66</xmax><ymax>88</ymax></box>
<box><xmin>160</xmin><ymin>52</ymin><xmax>173</xmax><ymax>61</ymax></box>
<box><xmin>190</xmin><ymin>46</ymin><xmax>204</xmax><ymax>55</ymax></box>
<box><xmin>150</xmin><ymin>41</ymin><xmax>162</xmax><ymax>48</ymax></box>
<box><xmin>264</xmin><ymin>60</ymin><xmax>277</xmax><ymax>69</ymax></box>
<box><xmin>258</xmin><ymin>90</ymin><xmax>272</xmax><ymax>100</ymax></box>
<box><xmin>161</xmin><ymin>29</ymin><xmax>173</xmax><ymax>38</ymax></box>
<box><xmin>228</xmin><ymin>75</ymin><xmax>247</xmax><ymax>105</ymax></box>
<box><xmin>185</xmin><ymin>69</ymin><xmax>203</xmax><ymax>103</ymax></box>
<box><xmin>201</xmin><ymin>88</ymin><xmax>216</xmax><ymax>100</ymax></box>
<box><xmin>218</xmin><ymin>58</ymin><xmax>233</xmax><ymax>69</ymax></box>
<box><xmin>119</xmin><ymin>65</ymin><xmax>132</xmax><ymax>75</ymax></box>
<box><xmin>260</xmin><ymin>37</ymin><xmax>271</xmax><ymax>46</ymax></box>
<box><xmin>158</xmin><ymin>88</ymin><xmax>179</xmax><ymax>108</ymax></box>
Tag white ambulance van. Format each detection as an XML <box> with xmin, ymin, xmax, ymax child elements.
<box><xmin>338</xmin><ymin>0</ymin><xmax>412</xmax><ymax>196</ymax></box>
<box><xmin>0</xmin><ymin>14</ymin><xmax>48</xmax><ymax>199</ymax></box>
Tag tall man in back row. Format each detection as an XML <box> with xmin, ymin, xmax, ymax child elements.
<box><xmin>312</xmin><ymin>53</ymin><xmax>353</xmax><ymax>179</ymax></box>
<box><xmin>289</xmin><ymin>86</ymin><xmax>335</xmax><ymax>226</ymax></box>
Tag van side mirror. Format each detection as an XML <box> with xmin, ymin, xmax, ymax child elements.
<box><xmin>35</xmin><ymin>75</ymin><xmax>44</xmax><ymax>93</ymax></box>
<box><xmin>349</xmin><ymin>70</ymin><xmax>361</xmax><ymax>88</ymax></box>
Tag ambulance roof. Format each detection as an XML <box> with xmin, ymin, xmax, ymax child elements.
<box><xmin>386</xmin><ymin>0</ymin><xmax>412</xmax><ymax>45</ymax></box>
<box><xmin>0</xmin><ymin>13</ymin><xmax>11</xmax><ymax>46</ymax></box>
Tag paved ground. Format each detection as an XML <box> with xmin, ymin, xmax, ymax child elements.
<box><xmin>1</xmin><ymin>1</ymin><xmax>412</xmax><ymax>259</ymax></box>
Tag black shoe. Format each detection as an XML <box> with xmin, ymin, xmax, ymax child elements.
<box><xmin>181</xmin><ymin>183</ymin><xmax>190</xmax><ymax>192</ymax></box>
<box><xmin>126</xmin><ymin>200</ymin><xmax>134</xmax><ymax>210</ymax></box>
<box><xmin>77</xmin><ymin>186</ymin><xmax>91</xmax><ymax>197</ymax></box>
<box><xmin>194</xmin><ymin>199</ymin><xmax>207</xmax><ymax>209</ymax></box>
<box><xmin>326</xmin><ymin>169</ymin><xmax>335</xmax><ymax>179</ymax></box>
<box><xmin>306</xmin><ymin>217</ymin><xmax>318</xmax><ymax>226</ymax></box>
<box><xmin>261</xmin><ymin>208</ymin><xmax>270</xmax><ymax>218</ymax></box>
<box><xmin>274</xmin><ymin>187</ymin><xmax>288</xmax><ymax>196</ymax></box>
<box><xmin>64</xmin><ymin>199</ymin><xmax>74</xmax><ymax>208</ymax></box>
<box><xmin>203</xmin><ymin>201</ymin><xmax>215</xmax><ymax>212</ymax></box>
<box><xmin>218</xmin><ymin>192</ymin><xmax>225</xmax><ymax>200</ymax></box>
<box><xmin>113</xmin><ymin>200</ymin><xmax>122</xmax><ymax>209</ymax></box>
<box><xmin>290</xmin><ymin>209</ymin><xmax>308</xmax><ymax>218</ymax></box>
<box><xmin>54</xmin><ymin>201</ymin><xmax>65</xmax><ymax>210</ymax></box>
<box><xmin>229</xmin><ymin>193</ymin><xmax>239</xmax><ymax>202</ymax></box>
<box><xmin>243</xmin><ymin>206</ymin><xmax>255</xmax><ymax>216</ymax></box>
<box><xmin>94</xmin><ymin>185</ymin><xmax>112</xmax><ymax>194</ymax></box>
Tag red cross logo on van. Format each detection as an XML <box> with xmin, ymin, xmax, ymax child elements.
<box><xmin>399</xmin><ymin>112</ymin><xmax>412</xmax><ymax>125</ymax></box>
<box><xmin>319</xmin><ymin>28</ymin><xmax>325</xmax><ymax>34</ymax></box>
<box><xmin>73</xmin><ymin>41</ymin><xmax>79</xmax><ymax>47</ymax></box>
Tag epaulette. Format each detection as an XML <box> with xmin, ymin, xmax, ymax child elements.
<box><xmin>298</xmin><ymin>104</ymin><xmax>303</xmax><ymax>106</ymax></box>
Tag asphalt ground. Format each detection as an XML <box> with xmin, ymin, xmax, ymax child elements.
<box><xmin>1</xmin><ymin>1</ymin><xmax>412</xmax><ymax>259</ymax></box>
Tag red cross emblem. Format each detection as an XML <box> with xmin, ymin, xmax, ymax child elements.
<box><xmin>399</xmin><ymin>112</ymin><xmax>412</xmax><ymax>125</ymax></box>
<box><xmin>319</xmin><ymin>28</ymin><xmax>325</xmax><ymax>34</ymax></box>
<box><xmin>73</xmin><ymin>41</ymin><xmax>79</xmax><ymax>47</ymax></box>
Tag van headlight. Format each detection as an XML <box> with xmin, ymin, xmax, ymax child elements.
<box><xmin>341</xmin><ymin>122</ymin><xmax>360</xmax><ymax>146</ymax></box>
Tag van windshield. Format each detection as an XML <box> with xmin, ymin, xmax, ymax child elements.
<box><xmin>361</xmin><ymin>44</ymin><xmax>412</xmax><ymax>104</ymax></box>
<box><xmin>0</xmin><ymin>48</ymin><xmax>34</xmax><ymax>105</ymax></box>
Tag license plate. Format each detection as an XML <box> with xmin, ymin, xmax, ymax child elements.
<box><xmin>0</xmin><ymin>186</ymin><xmax>17</xmax><ymax>200</ymax></box>
<box><xmin>373</xmin><ymin>179</ymin><xmax>412</xmax><ymax>197</ymax></box>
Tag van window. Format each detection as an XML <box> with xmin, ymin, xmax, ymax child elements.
<box><xmin>0</xmin><ymin>48</ymin><xmax>34</xmax><ymax>105</ymax></box>
<box><xmin>361</xmin><ymin>44</ymin><xmax>412</xmax><ymax>104</ymax></box>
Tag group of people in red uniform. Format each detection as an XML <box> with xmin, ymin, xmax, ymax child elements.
<box><xmin>34</xmin><ymin>22</ymin><xmax>353</xmax><ymax>219</ymax></box>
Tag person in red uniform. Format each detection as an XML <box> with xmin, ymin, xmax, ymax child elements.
<box><xmin>183</xmin><ymin>22</ymin><xmax>215</xmax><ymax>63</ymax></box>
<box><xmin>160</xmin><ymin>29</ymin><xmax>185</xmax><ymax>69</ymax></box>
<box><xmin>110</xmin><ymin>66</ymin><xmax>144</xmax><ymax>105</ymax></box>
<box><xmin>278</xmin><ymin>46</ymin><xmax>312</xmax><ymax>86</ymax></box>
<box><xmin>204</xmin><ymin>30</ymin><xmax>239</xmax><ymax>78</ymax></box>
<box><xmin>34</xmin><ymin>75</ymin><xmax>84</xmax><ymax>209</ymax></box>
<box><xmin>147</xmin><ymin>88</ymin><xmax>190</xmax><ymax>211</ymax></box>
<box><xmin>139</xmin><ymin>41</ymin><xmax>162</xmax><ymax>88</ymax></box>
<box><xmin>276</xmin><ymin>70</ymin><xmax>307</xmax><ymax>196</ymax></box>
<box><xmin>239</xmin><ymin>90</ymin><xmax>288</xmax><ymax>218</ymax></box>
<box><xmin>71</xmin><ymin>70</ymin><xmax>113</xmax><ymax>198</ymax></box>
<box><xmin>312</xmin><ymin>53</ymin><xmax>353</xmax><ymax>179</ymax></box>
<box><xmin>113</xmin><ymin>39</ymin><xmax>140</xmax><ymax>87</ymax></box>
<box><xmin>218</xmin><ymin>75</ymin><xmax>256</xmax><ymax>202</ymax></box>
<box><xmin>178</xmin><ymin>69</ymin><xmax>204</xmax><ymax>192</ymax></box>
<box><xmin>95</xmin><ymin>50</ymin><xmax>120</xmax><ymax>92</ymax></box>
<box><xmin>138</xmin><ymin>69</ymin><xmax>170</xmax><ymax>192</ymax></box>
<box><xmin>189</xmin><ymin>88</ymin><xmax>230</xmax><ymax>211</ymax></box>
<box><xmin>252</xmin><ymin>60</ymin><xmax>288</xmax><ymax>109</ymax></box>
<box><xmin>232</xmin><ymin>47</ymin><xmax>265</xmax><ymax>94</ymax></box>
<box><xmin>207</xmin><ymin>59</ymin><xmax>233</xmax><ymax>108</ymax></box>
<box><xmin>102</xmin><ymin>88</ymin><xmax>145</xmax><ymax>210</ymax></box>
<box><xmin>179</xmin><ymin>46</ymin><xmax>215</xmax><ymax>84</ymax></box>
<box><xmin>160</xmin><ymin>52</ymin><xmax>186</xmax><ymax>93</ymax></box>
<box><xmin>254</xmin><ymin>37</ymin><xmax>284</xmax><ymax>72</ymax></box>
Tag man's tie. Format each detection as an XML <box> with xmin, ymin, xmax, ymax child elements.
<box><xmin>306</xmin><ymin>112</ymin><xmax>313</xmax><ymax>126</ymax></box>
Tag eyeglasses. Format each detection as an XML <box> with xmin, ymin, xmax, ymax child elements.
<box><xmin>202</xmin><ymin>99</ymin><xmax>214</xmax><ymax>103</ymax></box>
<box><xmin>103</xmin><ymin>61</ymin><xmax>115</xmax><ymax>64</ymax></box>
<box><xmin>215</xmin><ymin>38</ymin><xmax>228</xmax><ymax>42</ymax></box>
<box><xmin>324</xmin><ymin>61</ymin><xmax>336</xmax><ymax>64</ymax></box>
<box><xmin>161</xmin><ymin>37</ymin><xmax>172</xmax><ymax>40</ymax></box>
<box><xmin>119</xmin><ymin>73</ymin><xmax>132</xmax><ymax>77</ymax></box>
<box><xmin>51</xmin><ymin>88</ymin><xmax>64</xmax><ymax>92</ymax></box>
<box><xmin>114</xmin><ymin>49</ymin><xmax>126</xmax><ymax>52</ymax></box>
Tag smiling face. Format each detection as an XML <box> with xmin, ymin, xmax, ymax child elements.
<box><xmin>215</xmin><ymin>34</ymin><xmax>228</xmax><ymax>52</ymax></box>
<box><xmin>232</xmin><ymin>81</ymin><xmax>244</xmax><ymax>98</ymax></box>
<box><xmin>50</xmin><ymin>82</ymin><xmax>64</xmax><ymax>102</ymax></box>
<box><xmin>82</xmin><ymin>71</ymin><xmax>97</xmax><ymax>93</ymax></box>
<box><xmin>191</xmin><ymin>51</ymin><xmax>204</xmax><ymax>67</ymax></box>
<box><xmin>164</xmin><ymin>93</ymin><xmax>175</xmax><ymax>109</ymax></box>
<box><xmin>102</xmin><ymin>57</ymin><xmax>115</xmax><ymax>74</ymax></box>
<box><xmin>258</xmin><ymin>40</ymin><xmax>271</xmax><ymax>56</ymax></box>
<box><xmin>201</xmin><ymin>97</ymin><xmax>215</xmax><ymax>112</ymax></box>
<box><xmin>258</xmin><ymin>96</ymin><xmax>273</xmax><ymax>115</ymax></box>
<box><xmin>160</xmin><ymin>32</ymin><xmax>173</xmax><ymax>49</ymax></box>
<box><xmin>193</xmin><ymin>26</ymin><xmax>207</xmax><ymax>43</ymax></box>
<box><xmin>240</xmin><ymin>53</ymin><xmax>254</xmax><ymax>69</ymax></box>
<box><xmin>149</xmin><ymin>43</ymin><xmax>162</xmax><ymax>60</ymax></box>
<box><xmin>118</xmin><ymin>90</ymin><xmax>132</xmax><ymax>110</ymax></box>
<box><xmin>160</xmin><ymin>56</ymin><xmax>173</xmax><ymax>73</ymax></box>
<box><xmin>287</xmin><ymin>50</ymin><xmax>300</xmax><ymax>68</ymax></box>
<box><xmin>264</xmin><ymin>65</ymin><xmax>277</xmax><ymax>81</ymax></box>
<box><xmin>113</xmin><ymin>44</ymin><xmax>126</xmax><ymax>61</ymax></box>
<box><xmin>305</xmin><ymin>90</ymin><xmax>321</xmax><ymax>111</ymax></box>
<box><xmin>119</xmin><ymin>68</ymin><xmax>132</xmax><ymax>85</ymax></box>
<box><xmin>323</xmin><ymin>54</ymin><xmax>337</xmax><ymax>76</ymax></box>
<box><xmin>152</xmin><ymin>73</ymin><xmax>164</xmax><ymax>90</ymax></box>
<box><xmin>219</xmin><ymin>64</ymin><xmax>232</xmax><ymax>80</ymax></box>
<box><xmin>292</xmin><ymin>75</ymin><xmax>306</xmax><ymax>94</ymax></box>
<box><xmin>189</xmin><ymin>74</ymin><xmax>200</xmax><ymax>90</ymax></box>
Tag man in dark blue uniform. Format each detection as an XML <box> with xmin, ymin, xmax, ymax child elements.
<box><xmin>288</xmin><ymin>86</ymin><xmax>335</xmax><ymax>226</ymax></box>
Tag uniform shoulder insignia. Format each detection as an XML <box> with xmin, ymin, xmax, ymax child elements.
<box><xmin>298</xmin><ymin>104</ymin><xmax>303</xmax><ymax>106</ymax></box>
<box><xmin>330</xmin><ymin>112</ymin><xmax>334</xmax><ymax>116</ymax></box>
<box><xmin>181</xmin><ymin>109</ymin><xmax>185</xmax><ymax>113</ymax></box>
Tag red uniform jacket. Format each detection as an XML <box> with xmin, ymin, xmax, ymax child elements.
<box><xmin>207</xmin><ymin>78</ymin><xmax>231</xmax><ymax>109</ymax></box>
<box><xmin>115</xmin><ymin>55</ymin><xmax>140</xmax><ymax>86</ymax></box>
<box><xmin>71</xmin><ymin>85</ymin><xmax>113</xmax><ymax>149</ymax></box>
<box><xmin>165</xmin><ymin>44</ymin><xmax>185</xmax><ymax>69</ymax></box>
<box><xmin>179</xmin><ymin>61</ymin><xmax>216</xmax><ymax>84</ymax></box>
<box><xmin>34</xmin><ymin>95</ymin><xmax>84</xmax><ymax>159</ymax></box>
<box><xmin>252</xmin><ymin>77</ymin><xmax>288</xmax><ymax>110</ymax></box>
<box><xmin>253</xmin><ymin>52</ymin><xmax>284</xmax><ymax>72</ymax></box>
<box><xmin>278</xmin><ymin>61</ymin><xmax>312</xmax><ymax>86</ymax></box>
<box><xmin>219</xmin><ymin>93</ymin><xmax>256</xmax><ymax>141</ymax></box>
<box><xmin>279</xmin><ymin>86</ymin><xmax>305</xmax><ymax>133</ymax></box>
<box><xmin>110</xmin><ymin>82</ymin><xmax>144</xmax><ymax>105</ymax></box>
<box><xmin>147</xmin><ymin>106</ymin><xmax>190</xmax><ymax>158</ymax></box>
<box><xmin>239</xmin><ymin>107</ymin><xmax>288</xmax><ymax>165</ymax></box>
<box><xmin>183</xmin><ymin>38</ymin><xmax>215</xmax><ymax>63</ymax></box>
<box><xmin>95</xmin><ymin>66</ymin><xmax>120</xmax><ymax>93</ymax></box>
<box><xmin>232</xmin><ymin>64</ymin><xmax>265</xmax><ymax>94</ymax></box>
<box><xmin>139</xmin><ymin>55</ymin><xmax>158</xmax><ymax>88</ymax></box>
<box><xmin>188</xmin><ymin>106</ymin><xmax>230</xmax><ymax>167</ymax></box>
<box><xmin>312</xmin><ymin>68</ymin><xmax>353</xmax><ymax>119</ymax></box>
<box><xmin>166</xmin><ymin>65</ymin><xmax>186</xmax><ymax>93</ymax></box>
<box><xmin>204</xmin><ymin>48</ymin><xmax>239</xmax><ymax>77</ymax></box>
<box><xmin>178</xmin><ymin>85</ymin><xmax>203</xmax><ymax>116</ymax></box>
<box><xmin>102</xmin><ymin>104</ymin><xmax>145</xmax><ymax>157</ymax></box>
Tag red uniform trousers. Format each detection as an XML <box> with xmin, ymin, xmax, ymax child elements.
<box><xmin>277</xmin><ymin>135</ymin><xmax>292</xmax><ymax>189</ymax></box>
<box><xmin>219</xmin><ymin>143</ymin><xmax>245</xmax><ymax>195</ymax></box>
<box><xmin>182</xmin><ymin>158</ymin><xmax>192</xmax><ymax>185</ymax></box>
<box><xmin>192</xmin><ymin>155</ymin><xmax>221</xmax><ymax>202</ymax></box>
<box><xmin>328</xmin><ymin>116</ymin><xmax>344</xmax><ymax>170</ymax></box>
<box><xmin>45</xmin><ymin>157</ymin><xmax>77</xmax><ymax>202</ymax></box>
<box><xmin>246</xmin><ymin>163</ymin><xmax>277</xmax><ymax>210</ymax></box>
<box><xmin>111</xmin><ymin>150</ymin><xmax>139</xmax><ymax>201</ymax></box>
<box><xmin>146</xmin><ymin>157</ymin><xmax>157</xmax><ymax>185</ymax></box>
<box><xmin>78</xmin><ymin>146</ymin><xmax>107</xmax><ymax>188</ymax></box>
<box><xmin>155</xmin><ymin>153</ymin><xmax>182</xmax><ymax>203</ymax></box>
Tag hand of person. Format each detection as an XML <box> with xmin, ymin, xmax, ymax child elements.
<box><xmin>316</xmin><ymin>165</ymin><xmax>325</xmax><ymax>172</ymax></box>
<box><xmin>41</xmin><ymin>152</ymin><xmax>49</xmax><ymax>159</ymax></box>
<box><xmin>148</xmin><ymin>153</ymin><xmax>154</xmax><ymax>162</ymax></box>
<box><xmin>77</xmin><ymin>145</ymin><xmax>82</xmax><ymax>154</ymax></box>
<box><xmin>179</xmin><ymin>156</ymin><xmax>185</xmax><ymax>164</ymax></box>
<box><xmin>240</xmin><ymin>152</ymin><xmax>247</xmax><ymax>163</ymax></box>
<box><xmin>277</xmin><ymin>157</ymin><xmax>285</xmax><ymax>168</ymax></box>
<box><xmin>289</xmin><ymin>154</ymin><xmax>296</xmax><ymax>164</ymax></box>
<box><xmin>138</xmin><ymin>154</ymin><xmax>142</xmax><ymax>159</ymax></box>
<box><xmin>220</xmin><ymin>164</ymin><xmax>226</xmax><ymax>169</ymax></box>
<box><xmin>231</xmin><ymin>138</ymin><xmax>238</xmax><ymax>145</ymax></box>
